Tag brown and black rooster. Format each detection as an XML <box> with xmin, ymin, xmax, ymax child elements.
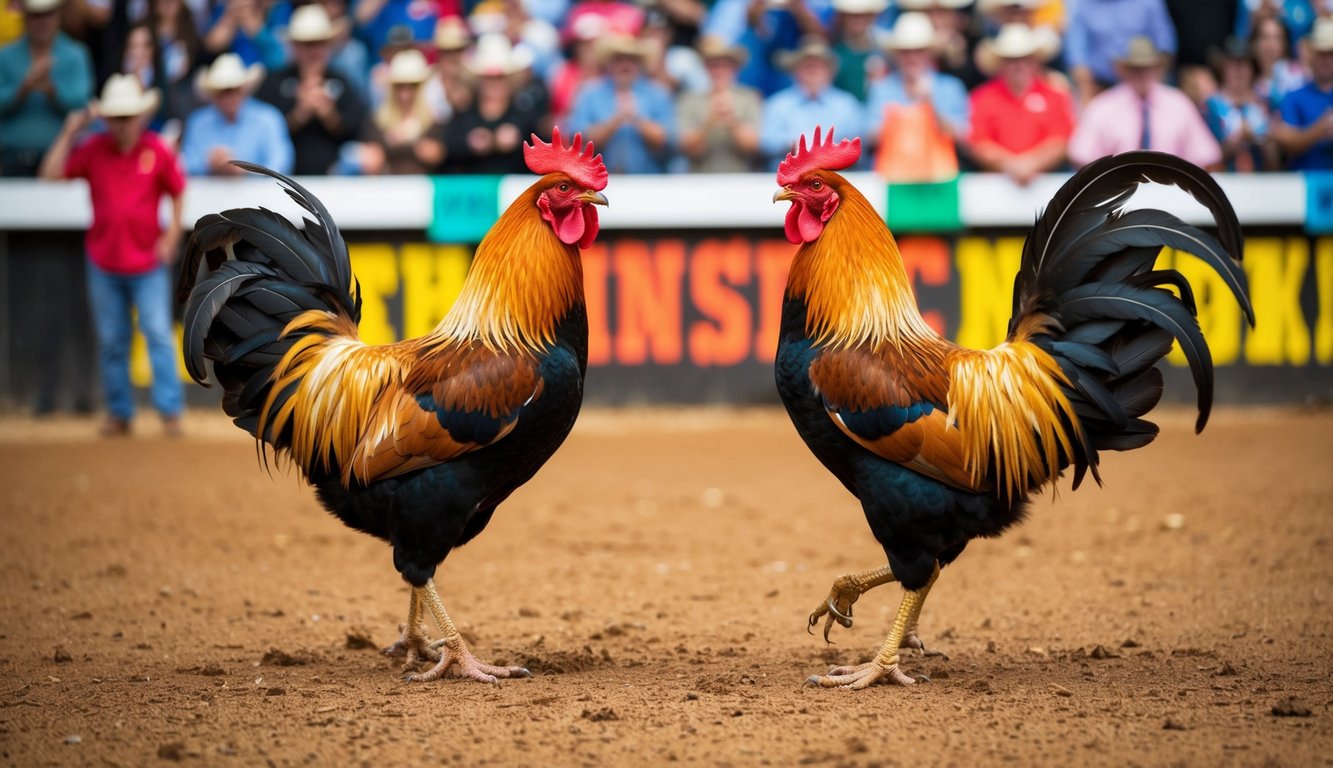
<box><xmin>773</xmin><ymin>128</ymin><xmax>1254</xmax><ymax>689</ymax></box>
<box><xmin>178</xmin><ymin>129</ymin><xmax>609</xmax><ymax>683</ymax></box>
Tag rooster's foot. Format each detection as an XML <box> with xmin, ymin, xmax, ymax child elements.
<box><xmin>805</xmin><ymin>657</ymin><xmax>928</xmax><ymax>690</ymax></box>
<box><xmin>383</xmin><ymin>623</ymin><xmax>442</xmax><ymax>668</ymax></box>
<box><xmin>404</xmin><ymin>635</ymin><xmax>532</xmax><ymax>684</ymax></box>
<box><xmin>807</xmin><ymin>571</ymin><xmax>886</xmax><ymax>642</ymax></box>
<box><xmin>900</xmin><ymin>632</ymin><xmax>949</xmax><ymax>659</ymax></box>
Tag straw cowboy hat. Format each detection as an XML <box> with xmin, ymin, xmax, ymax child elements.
<box><xmin>1310</xmin><ymin>18</ymin><xmax>1333</xmax><ymax>53</ymax></box>
<box><xmin>696</xmin><ymin>35</ymin><xmax>748</xmax><ymax>66</ymax></box>
<box><xmin>434</xmin><ymin>16</ymin><xmax>470</xmax><ymax>51</ymax></box>
<box><xmin>21</xmin><ymin>0</ymin><xmax>64</xmax><ymax>14</ymax></box>
<box><xmin>977</xmin><ymin>23</ymin><xmax>1059</xmax><ymax>73</ymax></box>
<box><xmin>977</xmin><ymin>0</ymin><xmax>1040</xmax><ymax>13</ymax></box>
<box><xmin>465</xmin><ymin>33</ymin><xmax>534</xmax><ymax>76</ymax></box>
<box><xmin>94</xmin><ymin>73</ymin><xmax>160</xmax><ymax>117</ymax></box>
<box><xmin>197</xmin><ymin>53</ymin><xmax>264</xmax><ymax>94</ymax></box>
<box><xmin>387</xmin><ymin>49</ymin><xmax>432</xmax><ymax>84</ymax></box>
<box><xmin>777</xmin><ymin>36</ymin><xmax>839</xmax><ymax>71</ymax></box>
<box><xmin>832</xmin><ymin>0</ymin><xmax>888</xmax><ymax>14</ymax></box>
<box><xmin>288</xmin><ymin>4</ymin><xmax>348</xmax><ymax>43</ymax></box>
<box><xmin>597</xmin><ymin>33</ymin><xmax>648</xmax><ymax>62</ymax></box>
<box><xmin>1115</xmin><ymin>36</ymin><xmax>1169</xmax><ymax>68</ymax></box>
<box><xmin>885</xmin><ymin>12</ymin><xmax>938</xmax><ymax>52</ymax></box>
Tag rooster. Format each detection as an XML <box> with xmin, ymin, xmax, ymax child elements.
<box><xmin>177</xmin><ymin>128</ymin><xmax>609</xmax><ymax>683</ymax></box>
<box><xmin>772</xmin><ymin>128</ymin><xmax>1254</xmax><ymax>690</ymax></box>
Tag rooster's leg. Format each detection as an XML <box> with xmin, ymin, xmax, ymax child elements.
<box><xmin>807</xmin><ymin>565</ymin><xmax>896</xmax><ymax>643</ymax></box>
<box><xmin>807</xmin><ymin>564</ymin><xmax>940</xmax><ymax>690</ymax></box>
<box><xmin>382</xmin><ymin>588</ymin><xmax>442</xmax><ymax>667</ymax></box>
<box><xmin>406</xmin><ymin>578</ymin><xmax>532</xmax><ymax>684</ymax></box>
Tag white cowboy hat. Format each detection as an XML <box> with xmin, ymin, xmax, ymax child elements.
<box><xmin>465</xmin><ymin>33</ymin><xmax>534</xmax><ymax>76</ymax></box>
<box><xmin>434</xmin><ymin>16</ymin><xmax>470</xmax><ymax>51</ymax></box>
<box><xmin>21</xmin><ymin>0</ymin><xmax>63</xmax><ymax>14</ymax></box>
<box><xmin>94</xmin><ymin>73</ymin><xmax>160</xmax><ymax>117</ymax></box>
<box><xmin>197</xmin><ymin>53</ymin><xmax>264</xmax><ymax>93</ymax></box>
<box><xmin>1115</xmin><ymin>35</ymin><xmax>1169</xmax><ymax>68</ymax></box>
<box><xmin>977</xmin><ymin>23</ymin><xmax>1059</xmax><ymax>74</ymax></box>
<box><xmin>832</xmin><ymin>0</ymin><xmax>888</xmax><ymax>14</ymax></box>
<box><xmin>885</xmin><ymin>12</ymin><xmax>938</xmax><ymax>51</ymax></box>
<box><xmin>697</xmin><ymin>35</ymin><xmax>748</xmax><ymax>66</ymax></box>
<box><xmin>1311</xmin><ymin>18</ymin><xmax>1333</xmax><ymax>53</ymax></box>
<box><xmin>896</xmin><ymin>0</ymin><xmax>973</xmax><ymax>10</ymax></box>
<box><xmin>387</xmin><ymin>48</ymin><xmax>431</xmax><ymax>84</ymax></box>
<box><xmin>288</xmin><ymin>4</ymin><xmax>347</xmax><ymax>43</ymax></box>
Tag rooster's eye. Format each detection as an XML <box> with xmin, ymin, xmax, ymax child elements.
<box><xmin>811</xmin><ymin>180</ymin><xmax>823</xmax><ymax>191</ymax></box>
<box><xmin>558</xmin><ymin>183</ymin><xmax>570</xmax><ymax>192</ymax></box>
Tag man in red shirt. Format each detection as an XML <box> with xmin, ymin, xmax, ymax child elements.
<box><xmin>967</xmin><ymin>23</ymin><xmax>1076</xmax><ymax>185</ymax></box>
<box><xmin>40</xmin><ymin>74</ymin><xmax>186</xmax><ymax>437</ymax></box>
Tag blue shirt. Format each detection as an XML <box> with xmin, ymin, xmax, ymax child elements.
<box><xmin>568</xmin><ymin>77</ymin><xmax>678</xmax><ymax>174</ymax></box>
<box><xmin>1204</xmin><ymin>92</ymin><xmax>1269</xmax><ymax>172</ymax></box>
<box><xmin>0</xmin><ymin>33</ymin><xmax>93</xmax><ymax>153</ymax></box>
<box><xmin>760</xmin><ymin>84</ymin><xmax>864</xmax><ymax>170</ymax></box>
<box><xmin>865</xmin><ymin>72</ymin><xmax>970</xmax><ymax>140</ymax></box>
<box><xmin>181</xmin><ymin>97</ymin><xmax>294</xmax><ymax>175</ymax></box>
<box><xmin>703</xmin><ymin>0</ymin><xmax>835</xmax><ymax>96</ymax></box>
<box><xmin>1279</xmin><ymin>82</ymin><xmax>1333</xmax><ymax>170</ymax></box>
<box><xmin>1065</xmin><ymin>0</ymin><xmax>1177</xmax><ymax>85</ymax></box>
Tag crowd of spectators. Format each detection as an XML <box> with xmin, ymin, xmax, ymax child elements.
<box><xmin>4</xmin><ymin>0</ymin><xmax>1333</xmax><ymax>186</ymax></box>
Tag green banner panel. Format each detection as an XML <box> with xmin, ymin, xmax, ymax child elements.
<box><xmin>886</xmin><ymin>177</ymin><xmax>962</xmax><ymax>233</ymax></box>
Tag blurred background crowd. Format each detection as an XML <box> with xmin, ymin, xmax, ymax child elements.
<box><xmin>5</xmin><ymin>0</ymin><xmax>1333</xmax><ymax>183</ymax></box>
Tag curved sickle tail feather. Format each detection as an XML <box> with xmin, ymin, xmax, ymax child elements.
<box><xmin>1009</xmin><ymin>151</ymin><xmax>1254</xmax><ymax>491</ymax></box>
<box><xmin>177</xmin><ymin>162</ymin><xmax>362</xmax><ymax>452</ymax></box>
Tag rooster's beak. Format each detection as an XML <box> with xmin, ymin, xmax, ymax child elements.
<box><xmin>773</xmin><ymin>187</ymin><xmax>795</xmax><ymax>203</ymax></box>
<box><xmin>580</xmin><ymin>190</ymin><xmax>610</xmax><ymax>207</ymax></box>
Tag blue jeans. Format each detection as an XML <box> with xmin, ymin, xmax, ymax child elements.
<box><xmin>86</xmin><ymin>262</ymin><xmax>184</xmax><ymax>420</ymax></box>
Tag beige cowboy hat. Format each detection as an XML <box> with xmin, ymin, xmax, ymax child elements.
<box><xmin>196</xmin><ymin>53</ymin><xmax>264</xmax><ymax>94</ymax></box>
<box><xmin>1115</xmin><ymin>35</ymin><xmax>1169</xmax><ymax>68</ymax></box>
<box><xmin>885</xmin><ymin>12</ymin><xmax>938</xmax><ymax>51</ymax></box>
<box><xmin>21</xmin><ymin>0</ymin><xmax>64</xmax><ymax>14</ymax></box>
<box><xmin>977</xmin><ymin>22</ymin><xmax>1059</xmax><ymax>74</ymax></box>
<box><xmin>387</xmin><ymin>48</ymin><xmax>432</xmax><ymax>84</ymax></box>
<box><xmin>465</xmin><ymin>33</ymin><xmax>534</xmax><ymax>76</ymax></box>
<box><xmin>288</xmin><ymin>4</ymin><xmax>348</xmax><ymax>43</ymax></box>
<box><xmin>777</xmin><ymin>36</ymin><xmax>839</xmax><ymax>71</ymax></box>
<box><xmin>93</xmin><ymin>73</ymin><xmax>160</xmax><ymax>117</ymax></box>
<box><xmin>696</xmin><ymin>35</ymin><xmax>748</xmax><ymax>66</ymax></box>
<box><xmin>1310</xmin><ymin>18</ymin><xmax>1333</xmax><ymax>53</ymax></box>
<box><xmin>832</xmin><ymin>0</ymin><xmax>888</xmax><ymax>14</ymax></box>
<box><xmin>434</xmin><ymin>16</ymin><xmax>471</xmax><ymax>51</ymax></box>
<box><xmin>597</xmin><ymin>33</ymin><xmax>648</xmax><ymax>62</ymax></box>
<box><xmin>896</xmin><ymin>0</ymin><xmax>973</xmax><ymax>10</ymax></box>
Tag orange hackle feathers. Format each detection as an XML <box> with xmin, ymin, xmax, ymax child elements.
<box><xmin>524</xmin><ymin>127</ymin><xmax>608</xmax><ymax>191</ymax></box>
<box><xmin>777</xmin><ymin>126</ymin><xmax>861</xmax><ymax>186</ymax></box>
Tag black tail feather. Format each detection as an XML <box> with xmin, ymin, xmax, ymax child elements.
<box><xmin>1013</xmin><ymin>151</ymin><xmax>1252</xmax><ymax>486</ymax></box>
<box><xmin>179</xmin><ymin>163</ymin><xmax>358</xmax><ymax>442</ymax></box>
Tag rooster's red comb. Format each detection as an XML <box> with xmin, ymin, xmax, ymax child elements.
<box><xmin>776</xmin><ymin>126</ymin><xmax>861</xmax><ymax>186</ymax></box>
<box><xmin>524</xmin><ymin>126</ymin><xmax>608</xmax><ymax>191</ymax></box>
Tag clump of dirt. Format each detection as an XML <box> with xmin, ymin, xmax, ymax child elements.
<box><xmin>260</xmin><ymin>647</ymin><xmax>320</xmax><ymax>666</ymax></box>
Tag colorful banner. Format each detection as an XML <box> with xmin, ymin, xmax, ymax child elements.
<box><xmin>427</xmin><ymin>175</ymin><xmax>502</xmax><ymax>244</ymax></box>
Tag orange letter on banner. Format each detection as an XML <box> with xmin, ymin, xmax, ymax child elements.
<box><xmin>614</xmin><ymin>240</ymin><xmax>685</xmax><ymax>364</ymax></box>
<box><xmin>690</xmin><ymin>238</ymin><xmax>753</xmax><ymax>366</ymax></box>
<box><xmin>898</xmin><ymin>236</ymin><xmax>950</xmax><ymax>336</ymax></box>
<box><xmin>753</xmin><ymin>239</ymin><xmax>797</xmax><ymax>362</ymax></box>
<box><xmin>581</xmin><ymin>242</ymin><xmax>612</xmax><ymax>366</ymax></box>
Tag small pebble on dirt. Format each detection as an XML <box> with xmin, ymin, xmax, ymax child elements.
<box><xmin>266</xmin><ymin>687</ymin><xmax>286</xmax><ymax>696</ymax></box>
<box><xmin>64</xmin><ymin>735</ymin><xmax>81</xmax><ymax>745</ymax></box>
<box><xmin>1050</xmin><ymin>684</ymin><xmax>1073</xmax><ymax>697</ymax></box>
<box><xmin>1271</xmin><ymin>697</ymin><xmax>1312</xmax><ymax>717</ymax></box>
<box><xmin>1089</xmin><ymin>645</ymin><xmax>1120</xmax><ymax>660</ymax></box>
<box><xmin>1163</xmin><ymin>718</ymin><xmax>1190</xmax><ymax>731</ymax></box>
<box><xmin>1162</xmin><ymin>513</ymin><xmax>1186</xmax><ymax>531</ymax></box>
<box><xmin>581</xmin><ymin>707</ymin><xmax>619</xmax><ymax>722</ymax></box>
<box><xmin>158</xmin><ymin>742</ymin><xmax>187</xmax><ymax>761</ymax></box>
<box><xmin>53</xmin><ymin>646</ymin><xmax>72</xmax><ymax>664</ymax></box>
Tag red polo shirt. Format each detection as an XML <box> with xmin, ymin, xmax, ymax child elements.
<box><xmin>65</xmin><ymin>132</ymin><xmax>186</xmax><ymax>275</ymax></box>
<box><xmin>969</xmin><ymin>77</ymin><xmax>1076</xmax><ymax>154</ymax></box>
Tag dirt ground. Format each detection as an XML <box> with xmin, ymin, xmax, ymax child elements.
<box><xmin>0</xmin><ymin>406</ymin><xmax>1330</xmax><ymax>767</ymax></box>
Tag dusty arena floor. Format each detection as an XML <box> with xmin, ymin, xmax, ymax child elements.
<box><xmin>0</xmin><ymin>406</ymin><xmax>1330</xmax><ymax>767</ymax></box>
